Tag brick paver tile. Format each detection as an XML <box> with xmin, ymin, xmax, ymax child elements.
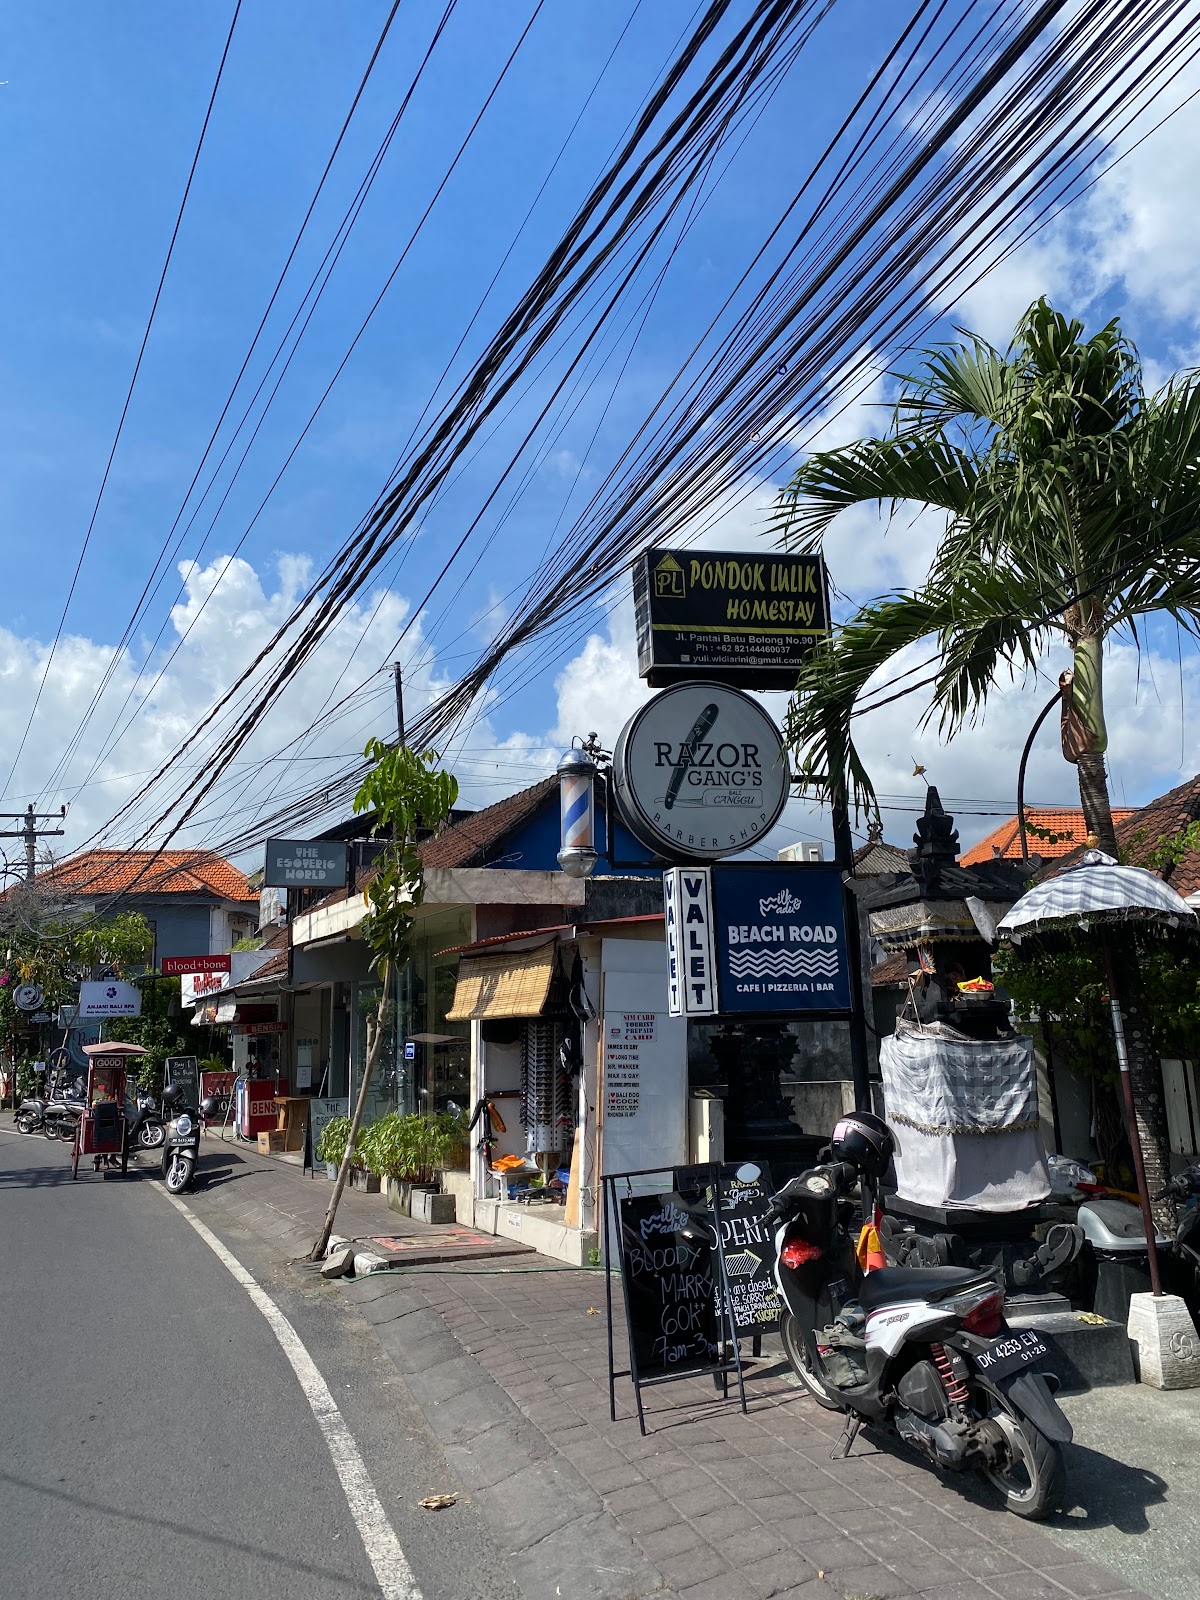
<box><xmin>1050</xmin><ymin>1563</ymin><xmax>1140</xmax><ymax>1598</ymax></box>
<box><xmin>638</xmin><ymin>1522</ymin><xmax>704</xmax><ymax>1562</ymax></box>
<box><xmin>814</xmin><ymin>1561</ymin><xmax>911</xmax><ymax>1597</ymax></box>
<box><xmin>738</xmin><ymin>1548</ymin><xmax>819</xmax><ymax>1598</ymax></box>
<box><xmin>952</xmin><ymin>1544</ymin><xmax>1036</xmax><ymax>1580</ymax></box>
<box><xmin>716</xmin><ymin>1521</ymin><xmax>790</xmax><ymax>1569</ymax></box>
<box><xmin>901</xmin><ymin>1584</ymin><xmax>1005</xmax><ymax>1600</ymax></box>
<box><xmin>656</xmin><ymin>1545</ymin><xmax>732</xmax><ymax>1591</ymax></box>
<box><xmin>669</xmin><ymin>1481</ymin><xmax>738</xmax><ymax>1519</ymax></box>
<box><xmin>981</xmin><ymin>1575</ymin><xmax>1074</xmax><ymax>1600</ymax></box>
<box><xmin>687</xmin><ymin>1503</ymin><xmax>758</xmax><ymax>1546</ymax></box>
<box><xmin>623</xmin><ymin>1498</ymin><xmax>678</xmax><ymax>1538</ymax></box>
<box><xmin>885</xmin><ymin>1553</ymin><xmax>972</xmax><ymax>1591</ymax></box>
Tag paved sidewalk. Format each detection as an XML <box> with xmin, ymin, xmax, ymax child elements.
<box><xmin>174</xmin><ymin>1138</ymin><xmax>1167</xmax><ymax>1600</ymax></box>
<box><xmin>192</xmin><ymin>1130</ymin><xmax>530</xmax><ymax>1263</ymax></box>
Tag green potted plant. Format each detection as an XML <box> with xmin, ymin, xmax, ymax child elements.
<box><xmin>348</xmin><ymin>1118</ymin><xmax>382</xmax><ymax>1193</ymax></box>
<box><xmin>316</xmin><ymin>1115</ymin><xmax>352</xmax><ymax>1181</ymax></box>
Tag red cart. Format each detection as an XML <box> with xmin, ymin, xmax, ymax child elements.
<box><xmin>71</xmin><ymin>1042</ymin><xmax>148</xmax><ymax>1179</ymax></box>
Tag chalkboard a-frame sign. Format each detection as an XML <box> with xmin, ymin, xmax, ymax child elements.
<box><xmin>603</xmin><ymin>1165</ymin><xmax>750</xmax><ymax>1435</ymax></box>
<box><xmin>675</xmin><ymin>1161</ymin><xmax>783</xmax><ymax>1337</ymax></box>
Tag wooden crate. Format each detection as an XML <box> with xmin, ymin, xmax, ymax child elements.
<box><xmin>257</xmin><ymin>1130</ymin><xmax>287</xmax><ymax>1155</ymax></box>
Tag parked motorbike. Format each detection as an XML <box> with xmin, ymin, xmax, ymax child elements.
<box><xmin>160</xmin><ymin>1086</ymin><xmax>217</xmax><ymax>1194</ymax></box>
<box><xmin>42</xmin><ymin>1088</ymin><xmax>86</xmax><ymax>1143</ymax></box>
<box><xmin>1152</xmin><ymin>1163</ymin><xmax>1200</xmax><ymax>1324</ymax></box>
<box><xmin>16</xmin><ymin>1076</ymin><xmax>82</xmax><ymax>1134</ymax></box>
<box><xmin>769</xmin><ymin>1113</ymin><xmax>1071</xmax><ymax>1520</ymax></box>
<box><xmin>125</xmin><ymin>1091</ymin><xmax>165</xmax><ymax>1151</ymax></box>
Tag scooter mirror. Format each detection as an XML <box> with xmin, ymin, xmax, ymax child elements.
<box><xmin>735</xmin><ymin>1163</ymin><xmax>761</xmax><ymax>1184</ymax></box>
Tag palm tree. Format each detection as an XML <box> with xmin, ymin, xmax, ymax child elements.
<box><xmin>777</xmin><ymin>299</ymin><xmax>1200</xmax><ymax>850</ymax></box>
<box><xmin>775</xmin><ymin>298</ymin><xmax>1200</xmax><ymax>1202</ymax></box>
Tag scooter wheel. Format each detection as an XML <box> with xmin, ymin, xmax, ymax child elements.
<box><xmin>15</xmin><ymin>1114</ymin><xmax>36</xmax><ymax>1134</ymax></box>
<box><xmin>779</xmin><ymin>1311</ymin><xmax>842</xmax><ymax>1411</ymax></box>
<box><xmin>42</xmin><ymin>1123</ymin><xmax>60</xmax><ymax>1141</ymax></box>
<box><xmin>164</xmin><ymin>1154</ymin><xmax>194</xmax><ymax>1195</ymax></box>
<box><xmin>972</xmin><ymin>1377</ymin><xmax>1065</xmax><ymax>1520</ymax></box>
<box><xmin>138</xmin><ymin>1123</ymin><xmax>166</xmax><ymax>1149</ymax></box>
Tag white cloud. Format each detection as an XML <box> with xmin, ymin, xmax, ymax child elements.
<box><xmin>947</xmin><ymin>63</ymin><xmax>1200</xmax><ymax>347</ymax></box>
<box><xmin>0</xmin><ymin>553</ymin><xmax>451</xmax><ymax>868</ymax></box>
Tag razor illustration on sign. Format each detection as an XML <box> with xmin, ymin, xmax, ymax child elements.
<box><xmin>663</xmin><ymin>702</ymin><xmax>719</xmax><ymax>810</ymax></box>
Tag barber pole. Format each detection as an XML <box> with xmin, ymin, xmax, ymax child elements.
<box><xmin>557</xmin><ymin>744</ymin><xmax>598</xmax><ymax>878</ymax></box>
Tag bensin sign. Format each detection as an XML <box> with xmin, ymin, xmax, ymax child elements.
<box><xmin>633</xmin><ymin>548</ymin><xmax>829</xmax><ymax>688</ymax></box>
<box><xmin>711</xmin><ymin>865</ymin><xmax>851</xmax><ymax>1014</ymax></box>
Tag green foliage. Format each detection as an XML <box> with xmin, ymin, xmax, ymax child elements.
<box><xmin>315</xmin><ymin>1115</ymin><xmax>353</xmax><ymax>1167</ymax></box>
<box><xmin>357</xmin><ymin>1111</ymin><xmax>458</xmax><ymax>1182</ymax></box>
<box><xmin>107</xmin><ymin>976</ymin><xmax>194</xmax><ymax>1100</ymax></box>
<box><xmin>353</xmin><ymin>740</ymin><xmax>460</xmax><ymax>979</ymax></box>
<box><xmin>776</xmin><ymin>298</ymin><xmax>1200</xmax><ymax>818</ymax></box>
<box><xmin>0</xmin><ymin>896</ymin><xmax>155</xmax><ymax>1065</ymax></box>
<box><xmin>998</xmin><ymin>934</ymin><xmax>1200</xmax><ymax>1076</ymax></box>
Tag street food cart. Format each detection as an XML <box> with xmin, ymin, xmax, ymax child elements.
<box><xmin>70</xmin><ymin>1042</ymin><xmax>148</xmax><ymax>1179</ymax></box>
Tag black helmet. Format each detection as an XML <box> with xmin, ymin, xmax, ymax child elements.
<box><xmin>161</xmin><ymin>1083</ymin><xmax>184</xmax><ymax>1109</ymax></box>
<box><xmin>830</xmin><ymin>1112</ymin><xmax>896</xmax><ymax>1181</ymax></box>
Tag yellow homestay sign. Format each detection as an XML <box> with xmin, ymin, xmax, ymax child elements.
<box><xmin>632</xmin><ymin>548</ymin><xmax>830</xmax><ymax>688</ymax></box>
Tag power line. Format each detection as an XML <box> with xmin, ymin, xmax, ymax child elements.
<box><xmin>1</xmin><ymin>0</ymin><xmax>244</xmax><ymax>802</ymax></box>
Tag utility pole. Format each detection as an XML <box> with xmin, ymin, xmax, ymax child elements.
<box><xmin>0</xmin><ymin>804</ymin><xmax>66</xmax><ymax>880</ymax></box>
<box><xmin>393</xmin><ymin>661</ymin><xmax>405</xmax><ymax>746</ymax></box>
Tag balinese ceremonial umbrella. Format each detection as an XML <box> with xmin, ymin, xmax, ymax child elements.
<box><xmin>998</xmin><ymin>850</ymin><xmax>1197</xmax><ymax>1295</ymax></box>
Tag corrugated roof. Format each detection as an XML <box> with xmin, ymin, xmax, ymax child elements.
<box><xmin>960</xmin><ymin>809</ymin><xmax>1136</xmax><ymax>865</ymax></box>
<box><xmin>33</xmin><ymin>849</ymin><xmax>257</xmax><ymax>902</ymax></box>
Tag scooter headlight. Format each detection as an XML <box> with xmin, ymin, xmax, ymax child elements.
<box><xmin>174</xmin><ymin>1115</ymin><xmax>194</xmax><ymax>1137</ymax></box>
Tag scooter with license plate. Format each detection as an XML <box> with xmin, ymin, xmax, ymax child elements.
<box><xmin>159</xmin><ymin>1085</ymin><xmax>217</xmax><ymax>1195</ymax></box>
<box><xmin>768</xmin><ymin>1157</ymin><xmax>1072</xmax><ymax>1519</ymax></box>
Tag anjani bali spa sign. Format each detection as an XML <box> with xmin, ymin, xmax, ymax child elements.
<box><xmin>612</xmin><ymin>682</ymin><xmax>789</xmax><ymax>861</ymax></box>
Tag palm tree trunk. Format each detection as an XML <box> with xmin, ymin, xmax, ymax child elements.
<box><xmin>310</xmin><ymin>956</ymin><xmax>392</xmax><ymax>1261</ymax></box>
<box><xmin>1107</xmin><ymin>944</ymin><xmax>1177</xmax><ymax>1237</ymax></box>
<box><xmin>1076</xmin><ymin>751</ymin><xmax>1118</xmax><ymax>856</ymax></box>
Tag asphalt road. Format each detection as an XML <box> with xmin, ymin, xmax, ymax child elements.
<box><xmin>0</xmin><ymin>1125</ymin><xmax>522</xmax><ymax>1600</ymax></box>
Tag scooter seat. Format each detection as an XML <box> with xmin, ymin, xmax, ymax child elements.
<box><xmin>859</xmin><ymin>1265</ymin><xmax>991</xmax><ymax>1314</ymax></box>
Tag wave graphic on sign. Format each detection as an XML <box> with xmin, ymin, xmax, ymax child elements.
<box><xmin>728</xmin><ymin>949</ymin><xmax>840</xmax><ymax>978</ymax></box>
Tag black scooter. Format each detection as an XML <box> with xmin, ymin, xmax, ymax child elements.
<box><xmin>159</xmin><ymin>1085</ymin><xmax>216</xmax><ymax>1194</ymax></box>
<box><xmin>768</xmin><ymin>1158</ymin><xmax>1072</xmax><ymax>1520</ymax></box>
<box><xmin>125</xmin><ymin>1091</ymin><xmax>166</xmax><ymax>1151</ymax></box>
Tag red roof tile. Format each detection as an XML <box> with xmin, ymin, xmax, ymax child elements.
<box><xmin>1117</xmin><ymin>774</ymin><xmax>1200</xmax><ymax>896</ymax></box>
<box><xmin>33</xmin><ymin>849</ymin><xmax>257</xmax><ymax>903</ymax></box>
<box><xmin>959</xmin><ymin>809</ymin><xmax>1136</xmax><ymax>866</ymax></box>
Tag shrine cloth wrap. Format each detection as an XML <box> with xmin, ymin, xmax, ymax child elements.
<box><xmin>879</xmin><ymin>1025</ymin><xmax>1051</xmax><ymax>1211</ymax></box>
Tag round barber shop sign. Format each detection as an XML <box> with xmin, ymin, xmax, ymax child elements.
<box><xmin>612</xmin><ymin>681</ymin><xmax>789</xmax><ymax>861</ymax></box>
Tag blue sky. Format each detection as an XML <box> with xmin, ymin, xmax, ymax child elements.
<box><xmin>3</xmin><ymin>2</ymin><xmax>1200</xmax><ymax>866</ymax></box>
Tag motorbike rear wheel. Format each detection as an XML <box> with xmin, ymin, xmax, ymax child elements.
<box><xmin>779</xmin><ymin>1311</ymin><xmax>842</xmax><ymax>1410</ymax></box>
<box><xmin>16</xmin><ymin>1112</ymin><xmax>37</xmax><ymax>1133</ymax></box>
<box><xmin>164</xmin><ymin>1153</ymin><xmax>194</xmax><ymax>1195</ymax></box>
<box><xmin>42</xmin><ymin>1122</ymin><xmax>60</xmax><ymax>1140</ymax></box>
<box><xmin>972</xmin><ymin>1377</ymin><xmax>1064</xmax><ymax>1519</ymax></box>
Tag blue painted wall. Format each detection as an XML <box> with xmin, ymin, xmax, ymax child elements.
<box><xmin>478</xmin><ymin>792</ymin><xmax>660</xmax><ymax>876</ymax></box>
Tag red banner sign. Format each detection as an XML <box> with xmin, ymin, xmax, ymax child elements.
<box><xmin>161</xmin><ymin>954</ymin><xmax>232</xmax><ymax>976</ymax></box>
<box><xmin>235</xmin><ymin>1020</ymin><xmax>288</xmax><ymax>1036</ymax></box>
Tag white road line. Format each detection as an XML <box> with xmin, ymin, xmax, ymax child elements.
<box><xmin>161</xmin><ymin>1192</ymin><xmax>422</xmax><ymax>1600</ymax></box>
